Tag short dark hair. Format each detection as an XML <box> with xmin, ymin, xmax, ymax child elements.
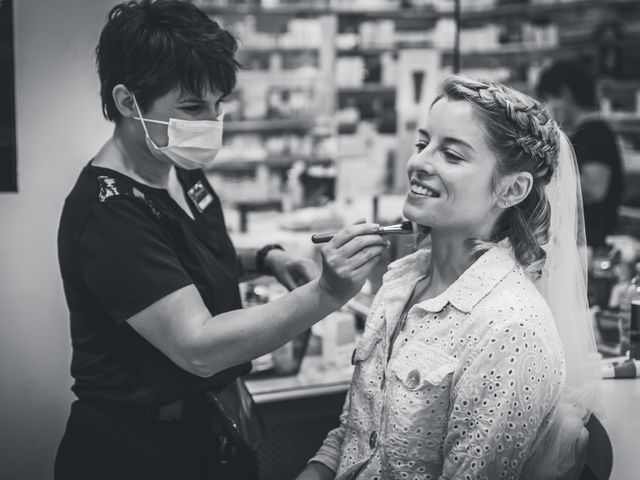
<box><xmin>96</xmin><ymin>0</ymin><xmax>239</xmax><ymax>122</ymax></box>
<box><xmin>535</xmin><ymin>60</ymin><xmax>597</xmax><ymax>109</ymax></box>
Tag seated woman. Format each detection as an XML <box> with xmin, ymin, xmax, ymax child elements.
<box><xmin>297</xmin><ymin>75</ymin><xmax>600</xmax><ymax>480</ymax></box>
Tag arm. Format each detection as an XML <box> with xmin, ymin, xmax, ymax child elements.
<box><xmin>237</xmin><ymin>246</ymin><xmax>319</xmax><ymax>290</ymax></box>
<box><xmin>572</xmin><ymin>123</ymin><xmax>618</xmax><ymax>205</ymax></box>
<box><xmin>80</xmin><ymin>200</ymin><xmax>387</xmax><ymax>378</ymax></box>
<box><xmin>580</xmin><ymin>162</ymin><xmax>611</xmax><ymax>204</ymax></box>
<box><xmin>127</xmin><ymin>279</ymin><xmax>340</xmax><ymax>377</ymax></box>
<box><xmin>236</xmin><ymin>247</ymin><xmax>263</xmax><ymax>282</ymax></box>
<box><xmin>295</xmin><ymin>386</ymin><xmax>353</xmax><ymax>480</ymax></box>
<box><xmin>438</xmin><ymin>324</ymin><xmax>563</xmax><ymax>480</ymax></box>
<box><xmin>295</xmin><ymin>463</ymin><xmax>335</xmax><ymax>480</ymax></box>
<box><xmin>126</xmin><ymin>223</ymin><xmax>388</xmax><ymax>377</ymax></box>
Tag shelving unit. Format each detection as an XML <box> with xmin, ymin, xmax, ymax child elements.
<box><xmin>224</xmin><ymin>117</ymin><xmax>315</xmax><ymax>134</ymax></box>
<box><xmin>197</xmin><ymin>0</ymin><xmax>640</xmax><ymax>215</ymax></box>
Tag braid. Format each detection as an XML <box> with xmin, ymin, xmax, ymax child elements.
<box><xmin>440</xmin><ymin>75</ymin><xmax>561</xmax><ymax>276</ymax></box>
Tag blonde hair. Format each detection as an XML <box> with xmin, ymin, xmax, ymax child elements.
<box><xmin>435</xmin><ymin>75</ymin><xmax>560</xmax><ymax>277</ymax></box>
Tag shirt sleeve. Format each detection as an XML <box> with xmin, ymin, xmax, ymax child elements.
<box><xmin>79</xmin><ymin>197</ymin><xmax>193</xmax><ymax>324</ymax></box>
<box><xmin>439</xmin><ymin>323</ymin><xmax>564</xmax><ymax>480</ymax></box>
<box><xmin>572</xmin><ymin>123</ymin><xmax>618</xmax><ymax>168</ymax></box>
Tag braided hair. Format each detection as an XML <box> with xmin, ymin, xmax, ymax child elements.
<box><xmin>437</xmin><ymin>75</ymin><xmax>561</xmax><ymax>277</ymax></box>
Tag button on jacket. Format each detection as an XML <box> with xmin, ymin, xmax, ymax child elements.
<box><xmin>311</xmin><ymin>244</ymin><xmax>565</xmax><ymax>480</ymax></box>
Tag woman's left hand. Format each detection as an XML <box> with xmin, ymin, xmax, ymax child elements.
<box><xmin>264</xmin><ymin>249</ymin><xmax>319</xmax><ymax>290</ymax></box>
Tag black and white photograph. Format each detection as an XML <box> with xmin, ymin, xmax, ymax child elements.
<box><xmin>1</xmin><ymin>0</ymin><xmax>640</xmax><ymax>479</ymax></box>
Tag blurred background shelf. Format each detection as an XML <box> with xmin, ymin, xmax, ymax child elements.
<box><xmin>224</xmin><ymin>118</ymin><xmax>316</xmax><ymax>135</ymax></box>
<box><xmin>199</xmin><ymin>0</ymin><xmax>640</xmax><ymax>21</ymax></box>
<box><xmin>207</xmin><ymin>155</ymin><xmax>333</xmax><ymax>172</ymax></box>
<box><xmin>199</xmin><ymin>0</ymin><xmax>640</xmax><ymax>222</ymax></box>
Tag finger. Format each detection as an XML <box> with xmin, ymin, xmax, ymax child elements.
<box><xmin>348</xmin><ymin>244</ymin><xmax>387</xmax><ymax>271</ymax></box>
<box><xmin>349</xmin><ymin>251</ymin><xmax>385</xmax><ymax>279</ymax></box>
<box><xmin>329</xmin><ymin>222</ymin><xmax>380</xmax><ymax>249</ymax></box>
<box><xmin>337</xmin><ymin>234</ymin><xmax>389</xmax><ymax>259</ymax></box>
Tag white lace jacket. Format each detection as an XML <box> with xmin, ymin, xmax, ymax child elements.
<box><xmin>311</xmin><ymin>245</ymin><xmax>566</xmax><ymax>480</ymax></box>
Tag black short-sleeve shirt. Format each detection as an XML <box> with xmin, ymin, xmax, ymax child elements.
<box><xmin>570</xmin><ymin>119</ymin><xmax>624</xmax><ymax>248</ymax></box>
<box><xmin>58</xmin><ymin>163</ymin><xmax>250</xmax><ymax>406</ymax></box>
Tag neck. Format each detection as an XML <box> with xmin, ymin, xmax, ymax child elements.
<box><xmin>107</xmin><ymin>123</ymin><xmax>173</xmax><ymax>188</ymax></box>
<box><xmin>427</xmin><ymin>230</ymin><xmax>476</xmax><ymax>292</ymax></box>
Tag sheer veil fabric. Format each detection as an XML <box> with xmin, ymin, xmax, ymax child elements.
<box><xmin>523</xmin><ymin>131</ymin><xmax>602</xmax><ymax>479</ymax></box>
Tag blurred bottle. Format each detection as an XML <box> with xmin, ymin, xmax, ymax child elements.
<box><xmin>619</xmin><ymin>262</ymin><xmax>640</xmax><ymax>354</ymax></box>
<box><xmin>589</xmin><ymin>247</ymin><xmax>620</xmax><ymax>308</ymax></box>
<box><xmin>319</xmin><ymin>311</ymin><xmax>357</xmax><ymax>371</ymax></box>
<box><xmin>608</xmin><ymin>262</ymin><xmax>632</xmax><ymax>309</ymax></box>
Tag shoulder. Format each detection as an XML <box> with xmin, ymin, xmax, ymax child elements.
<box><xmin>573</xmin><ymin>119</ymin><xmax>611</xmax><ymax>137</ymax></box>
<box><xmin>473</xmin><ymin>267</ymin><xmax>560</xmax><ymax>347</ymax></box>
<box><xmin>63</xmin><ymin>166</ymin><xmax>167</xmax><ymax>244</ymax></box>
<box><xmin>87</xmin><ymin>166</ymin><xmax>163</xmax><ymax>219</ymax></box>
<box><xmin>572</xmin><ymin>119</ymin><xmax>618</xmax><ymax>151</ymax></box>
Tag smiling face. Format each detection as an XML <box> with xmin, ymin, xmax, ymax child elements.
<box><xmin>402</xmin><ymin>98</ymin><xmax>503</xmax><ymax>238</ymax></box>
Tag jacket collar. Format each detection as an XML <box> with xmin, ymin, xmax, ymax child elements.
<box><xmin>383</xmin><ymin>243</ymin><xmax>517</xmax><ymax>315</ymax></box>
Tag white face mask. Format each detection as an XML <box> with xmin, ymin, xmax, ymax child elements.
<box><xmin>131</xmin><ymin>93</ymin><xmax>224</xmax><ymax>170</ymax></box>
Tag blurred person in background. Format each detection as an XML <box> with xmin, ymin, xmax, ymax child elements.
<box><xmin>297</xmin><ymin>75</ymin><xmax>600</xmax><ymax>480</ymax></box>
<box><xmin>54</xmin><ymin>1</ymin><xmax>389</xmax><ymax>479</ymax></box>
<box><xmin>537</xmin><ymin>59</ymin><xmax>624</xmax><ymax>250</ymax></box>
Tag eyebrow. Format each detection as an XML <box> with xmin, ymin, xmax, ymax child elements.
<box><xmin>418</xmin><ymin>129</ymin><xmax>475</xmax><ymax>152</ymax></box>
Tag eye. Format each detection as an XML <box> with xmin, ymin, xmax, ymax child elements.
<box><xmin>443</xmin><ymin>149</ymin><xmax>464</xmax><ymax>162</ymax></box>
<box><xmin>181</xmin><ymin>104</ymin><xmax>204</xmax><ymax>114</ymax></box>
<box><xmin>415</xmin><ymin>140</ymin><xmax>429</xmax><ymax>153</ymax></box>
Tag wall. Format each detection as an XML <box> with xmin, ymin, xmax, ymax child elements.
<box><xmin>0</xmin><ymin>0</ymin><xmax>117</xmax><ymax>478</ymax></box>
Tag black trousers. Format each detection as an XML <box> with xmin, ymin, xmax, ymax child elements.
<box><xmin>54</xmin><ymin>399</ymin><xmax>259</xmax><ymax>480</ymax></box>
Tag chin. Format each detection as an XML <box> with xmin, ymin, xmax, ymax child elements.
<box><xmin>402</xmin><ymin>200</ymin><xmax>429</xmax><ymax>226</ymax></box>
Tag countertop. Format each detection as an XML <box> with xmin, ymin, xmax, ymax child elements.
<box><xmin>246</xmin><ymin>355</ymin><xmax>352</xmax><ymax>404</ymax></box>
<box><xmin>599</xmin><ymin>378</ymin><xmax>640</xmax><ymax>479</ymax></box>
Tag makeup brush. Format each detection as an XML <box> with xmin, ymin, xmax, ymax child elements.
<box><xmin>311</xmin><ymin>220</ymin><xmax>414</xmax><ymax>244</ymax></box>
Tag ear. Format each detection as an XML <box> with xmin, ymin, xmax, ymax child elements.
<box><xmin>499</xmin><ymin>172</ymin><xmax>533</xmax><ymax>209</ymax></box>
<box><xmin>112</xmin><ymin>84</ymin><xmax>137</xmax><ymax>119</ymax></box>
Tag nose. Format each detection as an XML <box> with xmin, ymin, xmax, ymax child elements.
<box><xmin>407</xmin><ymin>146</ymin><xmax>436</xmax><ymax>177</ymax></box>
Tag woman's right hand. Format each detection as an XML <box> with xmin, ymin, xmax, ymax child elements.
<box><xmin>318</xmin><ymin>222</ymin><xmax>389</xmax><ymax>305</ymax></box>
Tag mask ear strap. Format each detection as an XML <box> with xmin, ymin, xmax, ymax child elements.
<box><xmin>131</xmin><ymin>93</ymin><xmax>153</xmax><ymax>138</ymax></box>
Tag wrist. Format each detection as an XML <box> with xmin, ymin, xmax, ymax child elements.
<box><xmin>256</xmin><ymin>244</ymin><xmax>284</xmax><ymax>275</ymax></box>
<box><xmin>263</xmin><ymin>248</ymin><xmax>287</xmax><ymax>274</ymax></box>
<box><xmin>317</xmin><ymin>277</ymin><xmax>349</xmax><ymax>310</ymax></box>
<box><xmin>299</xmin><ymin>461</ymin><xmax>335</xmax><ymax>480</ymax></box>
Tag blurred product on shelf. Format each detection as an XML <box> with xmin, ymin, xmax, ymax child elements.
<box><xmin>315</xmin><ymin>311</ymin><xmax>357</xmax><ymax>370</ymax></box>
<box><xmin>590</xmin><ymin>246</ymin><xmax>621</xmax><ymax>309</ymax></box>
<box><xmin>277</xmin><ymin>204</ymin><xmax>344</xmax><ymax>232</ymax></box>
<box><xmin>601</xmin><ymin>357</ymin><xmax>640</xmax><ymax>378</ymax></box>
<box><xmin>241</xmin><ymin>279</ymin><xmax>312</xmax><ymax>376</ymax></box>
<box><xmin>618</xmin><ymin>262</ymin><xmax>640</xmax><ymax>351</ymax></box>
<box><xmin>588</xmin><ymin>236</ymin><xmax>640</xmax><ymax>356</ymax></box>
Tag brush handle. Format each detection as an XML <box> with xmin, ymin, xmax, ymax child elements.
<box><xmin>311</xmin><ymin>227</ymin><xmax>413</xmax><ymax>244</ymax></box>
